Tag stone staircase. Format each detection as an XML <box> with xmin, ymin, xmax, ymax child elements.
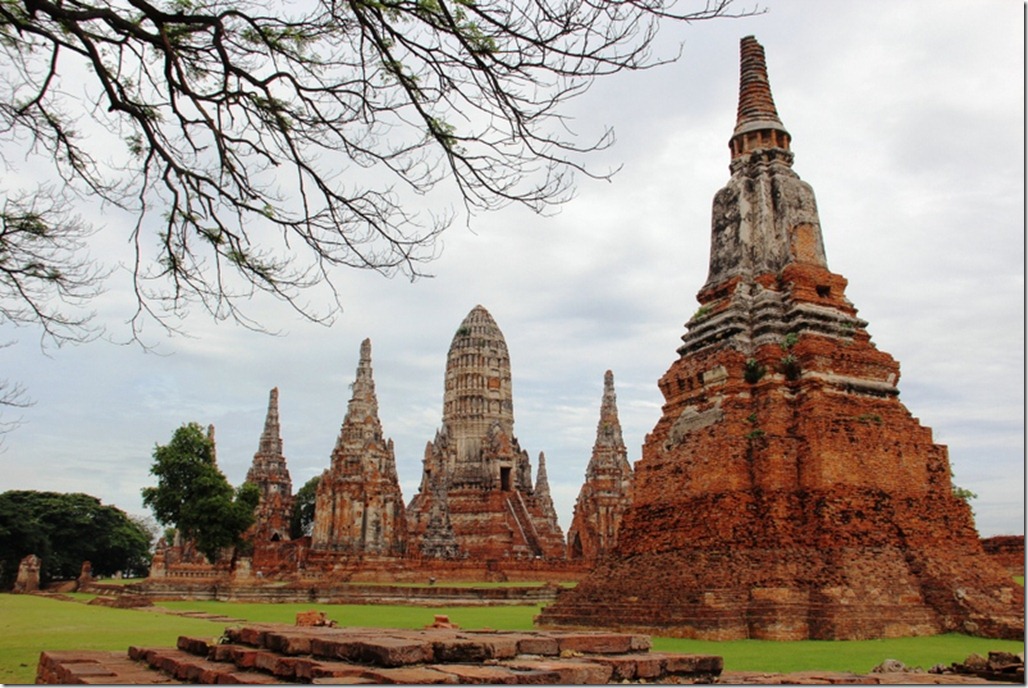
<box><xmin>506</xmin><ymin>493</ymin><xmax>544</xmax><ymax>557</ymax></box>
<box><xmin>37</xmin><ymin>623</ymin><xmax>723</xmax><ymax>684</ymax></box>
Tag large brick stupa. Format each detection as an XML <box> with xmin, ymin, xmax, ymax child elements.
<box><xmin>538</xmin><ymin>37</ymin><xmax>1023</xmax><ymax>641</ymax></box>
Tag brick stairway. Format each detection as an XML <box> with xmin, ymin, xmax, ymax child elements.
<box><xmin>36</xmin><ymin>623</ymin><xmax>723</xmax><ymax>684</ymax></box>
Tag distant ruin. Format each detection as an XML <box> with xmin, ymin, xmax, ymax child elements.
<box><xmin>536</xmin><ymin>36</ymin><xmax>1024</xmax><ymax>641</ymax></box>
<box><xmin>151</xmin><ymin>306</ymin><xmax>587</xmax><ymax>583</ymax></box>
<box><xmin>566</xmin><ymin>371</ymin><xmax>634</xmax><ymax>562</ymax></box>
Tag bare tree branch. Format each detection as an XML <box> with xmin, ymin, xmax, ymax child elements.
<box><xmin>1</xmin><ymin>0</ymin><xmax>757</xmax><ymax>339</ymax></box>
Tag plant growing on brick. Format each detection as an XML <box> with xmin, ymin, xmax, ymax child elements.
<box><xmin>743</xmin><ymin>358</ymin><xmax>766</xmax><ymax>384</ymax></box>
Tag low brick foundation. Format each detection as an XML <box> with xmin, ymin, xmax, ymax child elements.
<box><xmin>37</xmin><ymin>623</ymin><xmax>723</xmax><ymax>684</ymax></box>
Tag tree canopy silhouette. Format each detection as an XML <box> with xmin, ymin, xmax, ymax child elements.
<box><xmin>0</xmin><ymin>490</ymin><xmax>153</xmax><ymax>588</ymax></box>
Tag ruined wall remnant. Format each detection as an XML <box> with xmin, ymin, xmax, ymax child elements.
<box><xmin>407</xmin><ymin>305</ymin><xmax>566</xmax><ymax>561</ymax></box>
<box><xmin>981</xmin><ymin>535</ymin><xmax>1025</xmax><ymax>578</ymax></box>
<box><xmin>566</xmin><ymin>371</ymin><xmax>633</xmax><ymax>562</ymax></box>
<box><xmin>538</xmin><ymin>36</ymin><xmax>1024</xmax><ymax>641</ymax></box>
<box><xmin>311</xmin><ymin>339</ymin><xmax>408</xmax><ymax>557</ymax></box>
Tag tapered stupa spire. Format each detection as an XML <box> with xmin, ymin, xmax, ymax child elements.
<box><xmin>257</xmin><ymin>387</ymin><xmax>283</xmax><ymax>457</ymax></box>
<box><xmin>534</xmin><ymin>451</ymin><xmax>559</xmax><ymax>524</ymax></box>
<box><xmin>729</xmin><ymin>35</ymin><xmax>791</xmax><ymax>161</ymax></box>
<box><xmin>345</xmin><ymin>338</ymin><xmax>379</xmax><ymax>429</ymax></box>
<box><xmin>592</xmin><ymin>370</ymin><xmax>626</xmax><ymax>456</ymax></box>
<box><xmin>246</xmin><ymin>388</ymin><xmax>293</xmax><ymax>545</ymax></box>
<box><xmin>206</xmin><ymin>424</ymin><xmax>217</xmax><ymax>464</ymax></box>
<box><xmin>312</xmin><ymin>339</ymin><xmax>407</xmax><ymax>555</ymax></box>
<box><xmin>566</xmin><ymin>370</ymin><xmax>633</xmax><ymax>561</ymax></box>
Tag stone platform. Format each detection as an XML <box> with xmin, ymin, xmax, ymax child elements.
<box><xmin>36</xmin><ymin>623</ymin><xmax>723</xmax><ymax>684</ymax></box>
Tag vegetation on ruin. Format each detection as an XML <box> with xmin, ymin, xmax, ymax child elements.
<box><xmin>290</xmin><ymin>475</ymin><xmax>320</xmax><ymax>539</ymax></box>
<box><xmin>0</xmin><ymin>491</ymin><xmax>152</xmax><ymax>589</ymax></box>
<box><xmin>141</xmin><ymin>422</ymin><xmax>259</xmax><ymax>562</ymax></box>
<box><xmin>743</xmin><ymin>357</ymin><xmax>766</xmax><ymax>384</ymax></box>
<box><xmin>2</xmin><ymin>592</ymin><xmax>1024</xmax><ymax>684</ymax></box>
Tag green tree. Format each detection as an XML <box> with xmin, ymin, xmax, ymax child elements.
<box><xmin>0</xmin><ymin>0</ymin><xmax>750</xmax><ymax>340</ymax></box>
<box><xmin>290</xmin><ymin>475</ymin><xmax>321</xmax><ymax>539</ymax></box>
<box><xmin>952</xmin><ymin>484</ymin><xmax>978</xmax><ymax>517</ymax></box>
<box><xmin>141</xmin><ymin>422</ymin><xmax>259</xmax><ymax>562</ymax></box>
<box><xmin>0</xmin><ymin>490</ymin><xmax>151</xmax><ymax>589</ymax></box>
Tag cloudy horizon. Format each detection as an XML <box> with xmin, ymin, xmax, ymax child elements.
<box><xmin>2</xmin><ymin>1</ymin><xmax>1023</xmax><ymax>541</ymax></box>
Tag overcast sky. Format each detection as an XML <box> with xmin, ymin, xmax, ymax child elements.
<box><xmin>2</xmin><ymin>1</ymin><xmax>1023</xmax><ymax>540</ymax></box>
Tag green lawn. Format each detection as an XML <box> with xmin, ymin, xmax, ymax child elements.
<box><xmin>2</xmin><ymin>593</ymin><xmax>1024</xmax><ymax>684</ymax></box>
<box><xmin>650</xmin><ymin>634</ymin><xmax>1025</xmax><ymax>674</ymax></box>
<box><xmin>0</xmin><ymin>594</ymin><xmax>224</xmax><ymax>684</ymax></box>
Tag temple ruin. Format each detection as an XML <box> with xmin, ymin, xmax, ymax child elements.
<box><xmin>310</xmin><ymin>339</ymin><xmax>408</xmax><ymax>557</ymax></box>
<box><xmin>246</xmin><ymin>388</ymin><xmax>294</xmax><ymax>544</ymax></box>
<box><xmin>407</xmin><ymin>305</ymin><xmax>566</xmax><ymax>561</ymax></box>
<box><xmin>537</xmin><ymin>36</ymin><xmax>1024</xmax><ymax>640</ymax></box>
<box><xmin>566</xmin><ymin>371</ymin><xmax>633</xmax><ymax>562</ymax></box>
<box><xmin>149</xmin><ymin>309</ymin><xmax>578</xmax><ymax>583</ymax></box>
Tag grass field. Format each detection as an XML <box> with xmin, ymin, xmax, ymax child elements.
<box><xmin>3</xmin><ymin>593</ymin><xmax>1024</xmax><ymax>684</ymax></box>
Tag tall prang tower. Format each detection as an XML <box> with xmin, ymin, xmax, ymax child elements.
<box><xmin>566</xmin><ymin>370</ymin><xmax>633</xmax><ymax>562</ymax></box>
<box><xmin>407</xmin><ymin>305</ymin><xmax>566</xmax><ymax>560</ymax></box>
<box><xmin>539</xmin><ymin>36</ymin><xmax>1023</xmax><ymax>640</ymax></box>
<box><xmin>311</xmin><ymin>339</ymin><xmax>408</xmax><ymax>556</ymax></box>
<box><xmin>246</xmin><ymin>388</ymin><xmax>294</xmax><ymax>543</ymax></box>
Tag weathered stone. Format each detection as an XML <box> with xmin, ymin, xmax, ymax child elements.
<box><xmin>295</xmin><ymin>610</ymin><xmax>332</xmax><ymax>627</ymax></box>
<box><xmin>537</xmin><ymin>35</ymin><xmax>1025</xmax><ymax>641</ymax></box>
<box><xmin>553</xmin><ymin>632</ymin><xmax>644</xmax><ymax>655</ymax></box>
<box><xmin>431</xmin><ymin>663</ymin><xmax>560</xmax><ymax>684</ymax></box>
<box><xmin>407</xmin><ymin>306</ymin><xmax>565</xmax><ymax>561</ymax></box>
<box><xmin>502</xmin><ymin>658</ymin><xmax>613</xmax><ymax>684</ymax></box>
<box><xmin>87</xmin><ymin>594</ymin><xmax>153</xmax><ymax>608</ymax></box>
<box><xmin>350</xmin><ymin>636</ymin><xmax>434</xmax><ymax>667</ymax></box>
<box><xmin>659</xmin><ymin>653</ymin><xmax>724</xmax><ymax>677</ymax></box>
<box><xmin>567</xmin><ymin>371</ymin><xmax>633</xmax><ymax>563</ymax></box>
<box><xmin>12</xmin><ymin>553</ymin><xmax>41</xmax><ymax>593</ymax></box>
<box><xmin>311</xmin><ymin>339</ymin><xmax>408</xmax><ymax>557</ymax></box>
<box><xmin>177</xmin><ymin>636</ymin><xmax>213</xmax><ymax>656</ymax></box>
<box><xmin>41</xmin><ymin>623</ymin><xmax>723</xmax><ymax>685</ymax></box>
<box><xmin>263</xmin><ymin>630</ymin><xmax>315</xmax><ymax>655</ymax></box>
<box><xmin>365</xmin><ymin>665</ymin><xmax>460</xmax><ymax>684</ymax></box>
<box><xmin>77</xmin><ymin>560</ymin><xmax>93</xmax><ymax>587</ymax></box>
<box><xmin>425</xmin><ymin>614</ymin><xmax>460</xmax><ymax>630</ymax></box>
